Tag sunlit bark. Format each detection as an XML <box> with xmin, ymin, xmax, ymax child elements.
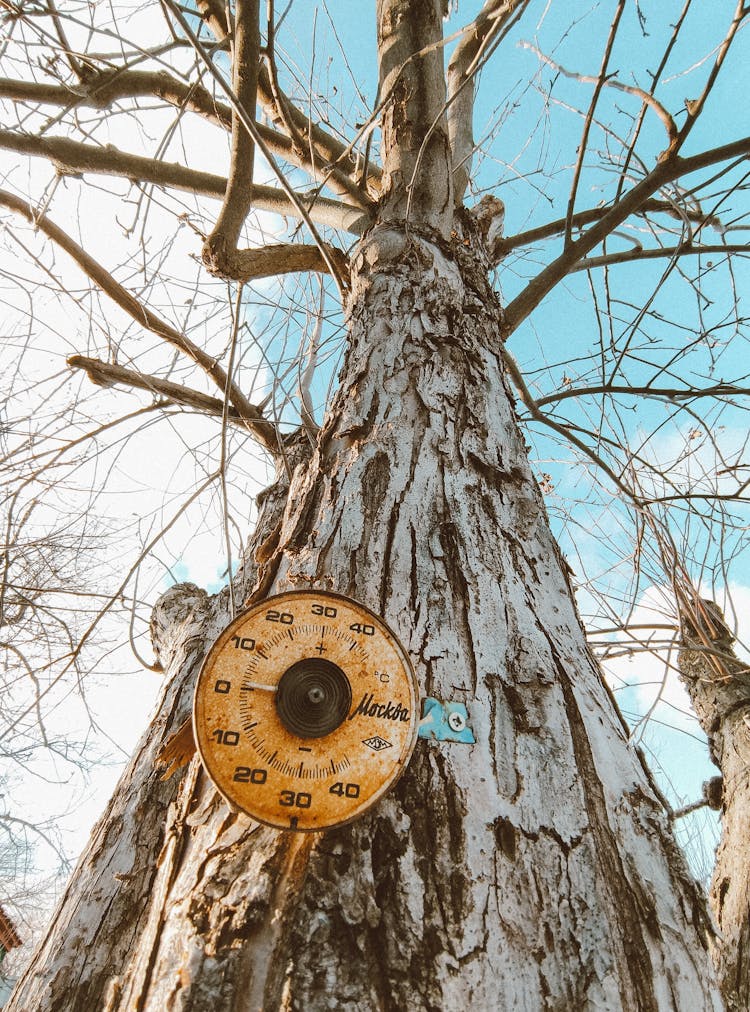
<box><xmin>5</xmin><ymin>2</ymin><xmax>749</xmax><ymax>1009</ymax></box>
<box><xmin>679</xmin><ymin>602</ymin><xmax>750</xmax><ymax>1012</ymax></box>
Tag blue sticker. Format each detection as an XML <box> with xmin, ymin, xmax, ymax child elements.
<box><xmin>418</xmin><ymin>697</ymin><xmax>475</xmax><ymax>743</ymax></box>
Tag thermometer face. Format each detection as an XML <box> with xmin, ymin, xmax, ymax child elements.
<box><xmin>193</xmin><ymin>590</ymin><xmax>419</xmax><ymax>831</ymax></box>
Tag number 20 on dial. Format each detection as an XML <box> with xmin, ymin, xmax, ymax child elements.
<box><xmin>193</xmin><ymin>590</ymin><xmax>419</xmax><ymax>830</ymax></box>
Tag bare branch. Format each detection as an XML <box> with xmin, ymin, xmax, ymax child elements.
<box><xmin>163</xmin><ymin>0</ymin><xmax>354</xmax><ymax>294</ymax></box>
<box><xmin>520</xmin><ymin>41</ymin><xmax>678</xmax><ymax>159</ymax></box>
<box><xmin>447</xmin><ymin>1</ymin><xmax>529</xmax><ymax>202</ymax></box>
<box><xmin>66</xmin><ymin>355</ymin><xmax>246</xmax><ymax>425</ymax></box>
<box><xmin>572</xmin><ymin>242</ymin><xmax>749</xmax><ymax>272</ymax></box>
<box><xmin>502</xmin><ymin>138</ymin><xmax>750</xmax><ymax>336</ymax></box>
<box><xmin>0</xmin><ymin>128</ymin><xmax>369</xmax><ymax>233</ymax></box>
<box><xmin>499</xmin><ymin>346</ymin><xmax>639</xmax><ymax>501</ymax></box>
<box><xmin>673</xmin><ymin>0</ymin><xmax>747</xmax><ymax>154</ymax></box>
<box><xmin>493</xmin><ymin>197</ymin><xmax>730</xmax><ymax>259</ymax></box>
<box><xmin>205</xmin><ymin>0</ymin><xmax>260</xmax><ymax>258</ymax></box>
<box><xmin>202</xmin><ymin>241</ymin><xmax>349</xmax><ymax>283</ymax></box>
<box><xmin>0</xmin><ymin>189</ymin><xmax>280</xmax><ymax>453</ymax></box>
<box><xmin>194</xmin><ymin>0</ymin><xmax>230</xmax><ymax>42</ymax></box>
<box><xmin>0</xmin><ymin>70</ymin><xmax>374</xmax><ymax>206</ymax></box>
<box><xmin>536</xmin><ymin>381</ymin><xmax>750</xmax><ymax>409</ymax></box>
<box><xmin>194</xmin><ymin>0</ymin><xmax>380</xmax><ymax>198</ymax></box>
<box><xmin>0</xmin><ymin>71</ymin><xmax>234</xmax><ymax>129</ymax></box>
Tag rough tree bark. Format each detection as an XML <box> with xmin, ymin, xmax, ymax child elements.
<box><xmin>6</xmin><ymin>1</ymin><xmax>730</xmax><ymax>1009</ymax></box>
<box><xmin>678</xmin><ymin>602</ymin><xmax>750</xmax><ymax>1012</ymax></box>
<box><xmin>9</xmin><ymin>223</ymin><xmax>722</xmax><ymax>1011</ymax></box>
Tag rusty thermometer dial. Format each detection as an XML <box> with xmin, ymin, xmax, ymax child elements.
<box><xmin>193</xmin><ymin>590</ymin><xmax>419</xmax><ymax>831</ymax></box>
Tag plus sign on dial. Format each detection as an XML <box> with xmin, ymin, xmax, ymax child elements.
<box><xmin>193</xmin><ymin>590</ymin><xmax>419</xmax><ymax>831</ymax></box>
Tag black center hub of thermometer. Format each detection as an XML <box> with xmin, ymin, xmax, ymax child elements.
<box><xmin>275</xmin><ymin>658</ymin><xmax>352</xmax><ymax>739</ymax></box>
<box><xmin>193</xmin><ymin>590</ymin><xmax>419</xmax><ymax>831</ymax></box>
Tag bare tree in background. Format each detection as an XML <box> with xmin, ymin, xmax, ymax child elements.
<box><xmin>1</xmin><ymin>0</ymin><xmax>749</xmax><ymax>1008</ymax></box>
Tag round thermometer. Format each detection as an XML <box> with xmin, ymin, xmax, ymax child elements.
<box><xmin>193</xmin><ymin>590</ymin><xmax>419</xmax><ymax>831</ymax></box>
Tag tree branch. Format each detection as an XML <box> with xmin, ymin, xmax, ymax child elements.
<box><xmin>0</xmin><ymin>128</ymin><xmax>369</xmax><ymax>233</ymax></box>
<box><xmin>499</xmin><ymin>346</ymin><xmax>639</xmax><ymax>501</ymax></box>
<box><xmin>536</xmin><ymin>381</ymin><xmax>750</xmax><ymax>409</ymax></box>
<box><xmin>447</xmin><ymin>0</ymin><xmax>528</xmax><ymax>203</ymax></box>
<box><xmin>671</xmin><ymin>0</ymin><xmax>747</xmax><ymax>155</ymax></box>
<box><xmin>494</xmin><ymin>197</ymin><xmax>732</xmax><ymax>259</ymax></box>
<box><xmin>0</xmin><ymin>71</ymin><xmax>233</xmax><ymax>130</ymax></box>
<box><xmin>572</xmin><ymin>242</ymin><xmax>749</xmax><ymax>272</ymax></box>
<box><xmin>66</xmin><ymin>355</ymin><xmax>247</xmax><ymax>424</ymax></box>
<box><xmin>162</xmin><ymin>0</ymin><xmax>353</xmax><ymax>295</ymax></box>
<box><xmin>0</xmin><ymin>189</ymin><xmax>280</xmax><ymax>453</ymax></box>
<box><xmin>0</xmin><ymin>71</ymin><xmax>374</xmax><ymax>207</ymax></box>
<box><xmin>501</xmin><ymin>137</ymin><xmax>750</xmax><ymax>336</ymax></box>
<box><xmin>256</xmin><ymin>65</ymin><xmax>379</xmax><ymax>204</ymax></box>
<box><xmin>194</xmin><ymin>0</ymin><xmax>381</xmax><ymax>198</ymax></box>
<box><xmin>520</xmin><ymin>39</ymin><xmax>678</xmax><ymax>163</ymax></box>
<box><xmin>202</xmin><ymin>241</ymin><xmax>349</xmax><ymax>283</ymax></box>
<box><xmin>204</xmin><ymin>0</ymin><xmax>260</xmax><ymax>263</ymax></box>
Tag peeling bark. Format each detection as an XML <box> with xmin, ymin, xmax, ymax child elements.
<box><xmin>6</xmin><ymin>454</ymin><xmax>305</xmax><ymax>1012</ymax></box>
<box><xmin>679</xmin><ymin>601</ymin><xmax>750</xmax><ymax>1011</ymax></box>
<box><xmin>10</xmin><ymin>220</ymin><xmax>722</xmax><ymax>1011</ymax></box>
<box><xmin>6</xmin><ymin>3</ymin><xmax>729</xmax><ymax>1001</ymax></box>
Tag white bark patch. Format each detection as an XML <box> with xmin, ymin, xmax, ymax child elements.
<box><xmin>9</xmin><ymin>230</ymin><xmax>722</xmax><ymax>1011</ymax></box>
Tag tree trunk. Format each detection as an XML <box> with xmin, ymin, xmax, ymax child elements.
<box><xmin>678</xmin><ymin>602</ymin><xmax>750</xmax><ymax>1011</ymax></box>
<box><xmin>9</xmin><ymin>220</ymin><xmax>721</xmax><ymax>1011</ymax></box>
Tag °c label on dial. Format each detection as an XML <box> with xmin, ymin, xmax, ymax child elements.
<box><xmin>193</xmin><ymin>590</ymin><xmax>419</xmax><ymax>831</ymax></box>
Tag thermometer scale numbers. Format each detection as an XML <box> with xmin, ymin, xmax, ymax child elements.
<box><xmin>193</xmin><ymin>590</ymin><xmax>419</xmax><ymax>830</ymax></box>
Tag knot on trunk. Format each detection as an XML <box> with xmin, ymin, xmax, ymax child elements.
<box><xmin>703</xmin><ymin>775</ymin><xmax>724</xmax><ymax>810</ymax></box>
<box><xmin>150</xmin><ymin>582</ymin><xmax>211</xmax><ymax>671</ymax></box>
<box><xmin>680</xmin><ymin>598</ymin><xmax>733</xmax><ymax>648</ymax></box>
<box><xmin>471</xmin><ymin>194</ymin><xmax>505</xmax><ymax>260</ymax></box>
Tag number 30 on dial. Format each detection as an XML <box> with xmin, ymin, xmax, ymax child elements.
<box><xmin>193</xmin><ymin>590</ymin><xmax>419</xmax><ymax>831</ymax></box>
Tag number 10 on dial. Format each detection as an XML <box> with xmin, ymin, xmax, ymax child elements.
<box><xmin>193</xmin><ymin>590</ymin><xmax>419</xmax><ymax>831</ymax></box>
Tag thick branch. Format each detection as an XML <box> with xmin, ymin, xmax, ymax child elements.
<box><xmin>193</xmin><ymin>0</ymin><xmax>380</xmax><ymax>198</ymax></box>
<box><xmin>502</xmin><ymin>138</ymin><xmax>750</xmax><ymax>336</ymax></box>
<box><xmin>195</xmin><ymin>0</ymin><xmax>230</xmax><ymax>42</ymax></box>
<box><xmin>376</xmin><ymin>0</ymin><xmax>452</xmax><ymax>232</ymax></box>
<box><xmin>256</xmin><ymin>65</ymin><xmax>381</xmax><ymax>202</ymax></box>
<box><xmin>207</xmin><ymin>0</ymin><xmax>260</xmax><ymax>253</ymax></box>
<box><xmin>0</xmin><ymin>72</ymin><xmax>373</xmax><ymax>206</ymax></box>
<box><xmin>0</xmin><ymin>71</ymin><xmax>234</xmax><ymax>130</ymax></box>
<box><xmin>162</xmin><ymin>0</ymin><xmax>352</xmax><ymax>295</ymax></box>
<box><xmin>0</xmin><ymin>128</ymin><xmax>369</xmax><ymax>233</ymax></box>
<box><xmin>0</xmin><ymin>189</ymin><xmax>280</xmax><ymax>453</ymax></box>
<box><xmin>202</xmin><ymin>241</ymin><xmax>349</xmax><ymax>283</ymax></box>
<box><xmin>447</xmin><ymin>1</ymin><xmax>528</xmax><ymax>202</ymax></box>
<box><xmin>67</xmin><ymin>355</ymin><xmax>246</xmax><ymax>424</ymax></box>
